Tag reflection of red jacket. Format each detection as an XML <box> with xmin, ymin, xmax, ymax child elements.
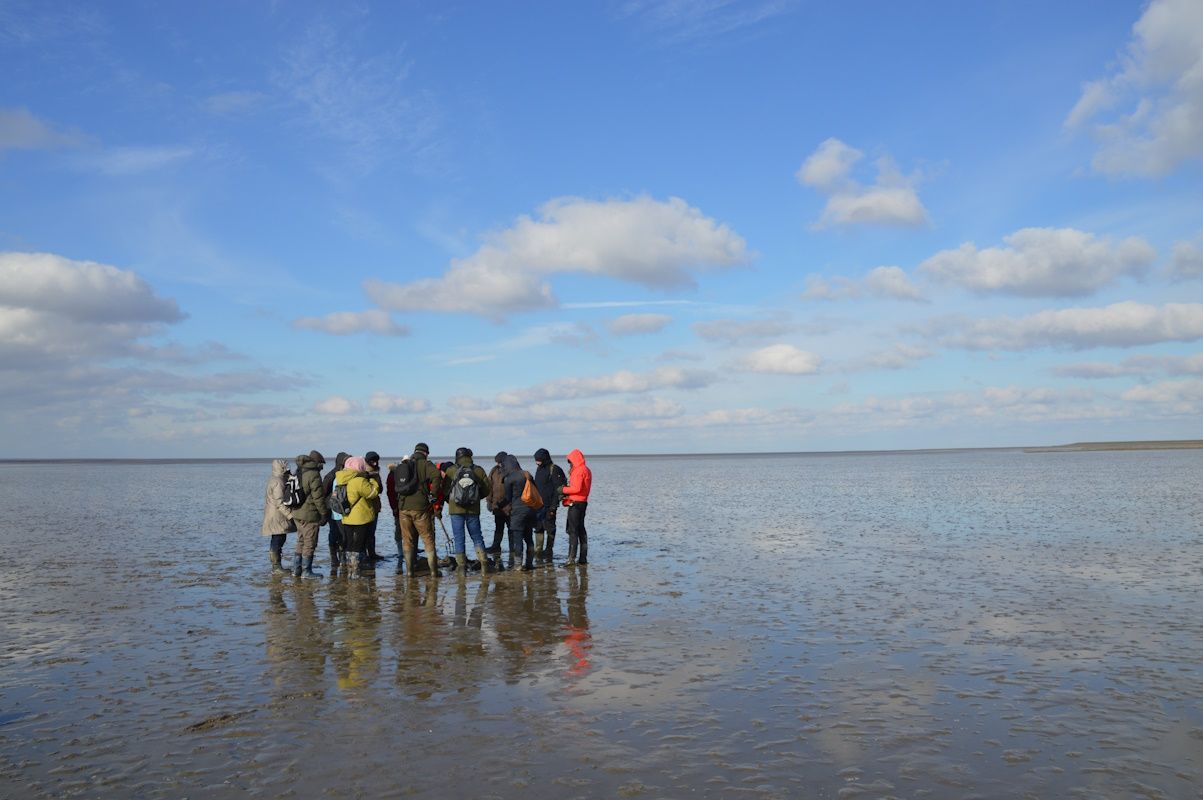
<box><xmin>562</xmin><ymin>449</ymin><xmax>592</xmax><ymax>505</ymax></box>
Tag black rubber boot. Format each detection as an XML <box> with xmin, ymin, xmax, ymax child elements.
<box><xmin>293</xmin><ymin>554</ymin><xmax>303</xmax><ymax>577</ymax></box>
<box><xmin>269</xmin><ymin>550</ymin><xmax>283</xmax><ymax>573</ymax></box>
<box><xmin>522</xmin><ymin>551</ymin><xmax>534</xmax><ymax>571</ymax></box>
<box><xmin>544</xmin><ymin>531</ymin><xmax>556</xmax><ymax>564</ymax></box>
<box><xmin>302</xmin><ymin>556</ymin><xmax>322</xmax><ymax>578</ymax></box>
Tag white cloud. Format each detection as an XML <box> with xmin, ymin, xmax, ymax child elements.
<box><xmin>495</xmin><ymin>366</ymin><xmax>717</xmax><ymax>406</ymax></box>
<box><xmin>919</xmin><ymin>227</ymin><xmax>1155</xmax><ymax>297</ymax></box>
<box><xmin>0</xmin><ymin>252</ymin><xmax>183</xmax><ymax>327</ymax></box>
<box><xmin>81</xmin><ymin>145</ymin><xmax>196</xmax><ymax>175</ymax></box>
<box><xmin>838</xmin><ymin>344</ymin><xmax>931</xmax><ymax>373</ymax></box>
<box><xmin>618</xmin><ymin>0</ymin><xmax>792</xmax><ymax>45</ymax></box>
<box><xmin>1170</xmin><ymin>235</ymin><xmax>1203</xmax><ymax>280</ymax></box>
<box><xmin>368</xmin><ymin>392</ymin><xmax>430</xmax><ymax>414</ymax></box>
<box><xmin>803</xmin><ymin>265</ymin><xmax>925</xmax><ymax>302</ymax></box>
<box><xmin>797</xmin><ymin>138</ymin><xmax>928</xmax><ymax>228</ymax></box>
<box><xmin>366</xmin><ymin>196</ymin><xmax>748</xmax><ymax>318</ymax></box>
<box><xmin>1066</xmin><ymin>0</ymin><xmax>1203</xmax><ymax>176</ymax></box>
<box><xmin>0</xmin><ymin>107</ymin><xmax>79</xmax><ymax>151</ymax></box>
<box><xmin>608</xmin><ymin>313</ymin><xmax>672</xmax><ymax>335</ymax></box>
<box><xmin>734</xmin><ymin>343</ymin><xmax>821</xmax><ymax>375</ymax></box>
<box><xmin>1053</xmin><ymin>352</ymin><xmax>1203</xmax><ymax>378</ymax></box>
<box><xmin>692</xmin><ymin>315</ymin><xmax>796</xmax><ymax>345</ymax></box>
<box><xmin>1122</xmin><ymin>378</ymin><xmax>1203</xmax><ymax>406</ymax></box>
<box><xmin>202</xmin><ymin>91</ymin><xmax>266</xmax><ymax>115</ymax></box>
<box><xmin>942</xmin><ymin>301</ymin><xmax>1203</xmax><ymax>350</ymax></box>
<box><xmin>292</xmin><ymin>309</ymin><xmax>410</xmax><ymax>336</ymax></box>
<box><xmin>313</xmin><ymin>396</ymin><xmax>357</xmax><ymax>415</ymax></box>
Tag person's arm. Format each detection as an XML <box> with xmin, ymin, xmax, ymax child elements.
<box><xmin>563</xmin><ymin>467</ymin><xmax>584</xmax><ymax>497</ymax></box>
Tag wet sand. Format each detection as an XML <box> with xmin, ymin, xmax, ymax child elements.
<box><xmin>1</xmin><ymin>450</ymin><xmax>1201</xmax><ymax>798</ymax></box>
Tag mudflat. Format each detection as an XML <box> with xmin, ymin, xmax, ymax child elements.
<box><xmin>1</xmin><ymin>449</ymin><xmax>1200</xmax><ymax>798</ymax></box>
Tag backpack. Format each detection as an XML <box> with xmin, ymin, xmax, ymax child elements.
<box><xmin>392</xmin><ymin>459</ymin><xmax>420</xmax><ymax>496</ymax></box>
<box><xmin>521</xmin><ymin>471</ymin><xmax>544</xmax><ymax>510</ymax></box>
<box><xmin>328</xmin><ymin>482</ymin><xmax>352</xmax><ymax>516</ymax></box>
<box><xmin>282</xmin><ymin>470</ymin><xmax>305</xmax><ymax>508</ymax></box>
<box><xmin>449</xmin><ymin>465</ymin><xmax>480</xmax><ymax>507</ymax></box>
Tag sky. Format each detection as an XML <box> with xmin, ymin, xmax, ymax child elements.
<box><xmin>1</xmin><ymin>0</ymin><xmax>1202</xmax><ymax>458</ymax></box>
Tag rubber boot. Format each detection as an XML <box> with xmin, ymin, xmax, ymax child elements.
<box><xmin>293</xmin><ymin>554</ymin><xmax>303</xmax><ymax>577</ymax></box>
<box><xmin>455</xmin><ymin>553</ymin><xmax>467</xmax><ymax>575</ymax></box>
<box><xmin>534</xmin><ymin>532</ymin><xmax>545</xmax><ymax>563</ymax></box>
<box><xmin>427</xmin><ymin>552</ymin><xmax>442</xmax><ymax>578</ymax></box>
<box><xmin>544</xmin><ymin>531</ymin><xmax>556</xmax><ymax>563</ymax></box>
<box><xmin>476</xmin><ymin>547</ymin><xmax>489</xmax><ymax>575</ymax></box>
<box><xmin>564</xmin><ymin>536</ymin><xmax>577</xmax><ymax>567</ymax></box>
<box><xmin>269</xmin><ymin>550</ymin><xmax>283</xmax><ymax>573</ymax></box>
<box><xmin>329</xmin><ymin>545</ymin><xmax>340</xmax><ymax>569</ymax></box>
<box><xmin>302</xmin><ymin>556</ymin><xmax>321</xmax><ymax>578</ymax></box>
<box><xmin>347</xmin><ymin>551</ymin><xmax>359</xmax><ymax>578</ymax></box>
<box><xmin>403</xmin><ymin>549</ymin><xmax>415</xmax><ymax>578</ymax></box>
<box><xmin>522</xmin><ymin>550</ymin><xmax>534</xmax><ymax>572</ymax></box>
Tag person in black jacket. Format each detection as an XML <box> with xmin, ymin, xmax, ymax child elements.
<box><xmin>532</xmin><ymin>448</ymin><xmax>567</xmax><ymax>564</ymax></box>
<box><xmin>501</xmin><ymin>454</ymin><xmax>538</xmax><ymax>571</ymax></box>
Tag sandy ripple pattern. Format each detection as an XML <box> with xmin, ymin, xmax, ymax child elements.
<box><xmin>1</xmin><ymin>450</ymin><xmax>1201</xmax><ymax>798</ymax></box>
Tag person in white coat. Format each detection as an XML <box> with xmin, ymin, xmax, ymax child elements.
<box><xmin>262</xmin><ymin>458</ymin><xmax>298</xmax><ymax>572</ymax></box>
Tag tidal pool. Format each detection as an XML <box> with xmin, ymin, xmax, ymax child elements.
<box><xmin>1</xmin><ymin>450</ymin><xmax>1201</xmax><ymax>798</ymax></box>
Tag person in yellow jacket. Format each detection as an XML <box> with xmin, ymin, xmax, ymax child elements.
<box><xmin>336</xmin><ymin>455</ymin><xmax>380</xmax><ymax>576</ymax></box>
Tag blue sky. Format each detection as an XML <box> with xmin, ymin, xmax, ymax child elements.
<box><xmin>1</xmin><ymin>0</ymin><xmax>1201</xmax><ymax>457</ymax></box>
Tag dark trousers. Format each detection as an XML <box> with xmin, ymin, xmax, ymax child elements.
<box><xmin>490</xmin><ymin>509</ymin><xmax>508</xmax><ymax>549</ymax></box>
<box><xmin>342</xmin><ymin>522</ymin><xmax>369</xmax><ymax>555</ymax></box>
<box><xmin>366</xmin><ymin>515</ymin><xmax>379</xmax><ymax>558</ymax></box>
<box><xmin>269</xmin><ymin>534</ymin><xmax>287</xmax><ymax>557</ymax></box>
<box><xmin>510</xmin><ymin>511</ymin><xmax>533</xmax><ymax>558</ymax></box>
<box><xmin>566</xmin><ymin>501</ymin><xmax>588</xmax><ymax>561</ymax></box>
<box><xmin>328</xmin><ymin>518</ymin><xmax>344</xmax><ymax>553</ymax></box>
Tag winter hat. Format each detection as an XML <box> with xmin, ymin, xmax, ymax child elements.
<box><xmin>495</xmin><ymin>451</ymin><xmax>508</xmax><ymax>464</ymax></box>
<box><xmin>455</xmin><ymin>446</ymin><xmax>472</xmax><ymax>460</ymax></box>
<box><xmin>413</xmin><ymin>442</ymin><xmax>430</xmax><ymax>456</ymax></box>
<box><xmin>308</xmin><ymin>450</ymin><xmax>326</xmax><ymax>464</ymax></box>
<box><xmin>365</xmin><ymin>450</ymin><xmax>380</xmax><ymax>465</ymax></box>
<box><xmin>534</xmin><ymin>448</ymin><xmax>550</xmax><ymax>463</ymax></box>
<box><xmin>345</xmin><ymin>456</ymin><xmax>367</xmax><ymax>472</ymax></box>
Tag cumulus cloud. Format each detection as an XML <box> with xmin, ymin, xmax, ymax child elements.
<box><xmin>313</xmin><ymin>395</ymin><xmax>357</xmax><ymax>415</ymax></box>
<box><xmin>366</xmin><ymin>196</ymin><xmax>749</xmax><ymax>319</ymax></box>
<box><xmin>292</xmin><ymin>309</ymin><xmax>410</xmax><ymax>336</ymax></box>
<box><xmin>495</xmin><ymin>366</ymin><xmax>717</xmax><ymax>406</ymax></box>
<box><xmin>733</xmin><ymin>344</ymin><xmax>821</xmax><ymax>375</ymax></box>
<box><xmin>1170</xmin><ymin>235</ymin><xmax>1203</xmax><ymax>280</ymax></box>
<box><xmin>368</xmin><ymin>392</ymin><xmax>430</xmax><ymax>414</ymax></box>
<box><xmin>0</xmin><ymin>252</ymin><xmax>184</xmax><ymax>324</ymax></box>
<box><xmin>796</xmin><ymin>138</ymin><xmax>928</xmax><ymax>228</ymax></box>
<box><xmin>941</xmin><ymin>301</ymin><xmax>1203</xmax><ymax>350</ymax></box>
<box><xmin>692</xmin><ymin>315</ymin><xmax>796</xmax><ymax>345</ymax></box>
<box><xmin>608</xmin><ymin>313</ymin><xmax>672</xmax><ymax>335</ymax></box>
<box><xmin>1065</xmin><ymin>0</ymin><xmax>1203</xmax><ymax>176</ymax></box>
<box><xmin>803</xmin><ymin>265</ymin><xmax>925</xmax><ymax>302</ymax></box>
<box><xmin>0</xmin><ymin>107</ymin><xmax>79</xmax><ymax>151</ymax></box>
<box><xmin>919</xmin><ymin>227</ymin><xmax>1155</xmax><ymax>297</ymax></box>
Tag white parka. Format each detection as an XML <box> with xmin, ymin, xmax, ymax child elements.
<box><xmin>261</xmin><ymin>459</ymin><xmax>298</xmax><ymax>536</ymax></box>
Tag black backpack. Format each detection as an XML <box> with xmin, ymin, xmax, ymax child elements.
<box><xmin>328</xmin><ymin>483</ymin><xmax>352</xmax><ymax>515</ymax></box>
<box><xmin>392</xmin><ymin>460</ymin><xmax>420</xmax><ymax>496</ymax></box>
<box><xmin>282</xmin><ymin>470</ymin><xmax>305</xmax><ymax>508</ymax></box>
<box><xmin>449</xmin><ymin>464</ymin><xmax>480</xmax><ymax>507</ymax></box>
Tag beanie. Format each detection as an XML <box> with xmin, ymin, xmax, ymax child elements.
<box><xmin>414</xmin><ymin>442</ymin><xmax>430</xmax><ymax>456</ymax></box>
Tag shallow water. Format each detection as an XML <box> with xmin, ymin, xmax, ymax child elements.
<box><xmin>1</xmin><ymin>450</ymin><xmax>1201</xmax><ymax>798</ymax></box>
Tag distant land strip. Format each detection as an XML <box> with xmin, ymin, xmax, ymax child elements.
<box><xmin>1024</xmin><ymin>440</ymin><xmax>1203</xmax><ymax>453</ymax></box>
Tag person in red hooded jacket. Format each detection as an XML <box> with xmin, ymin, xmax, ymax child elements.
<box><xmin>561</xmin><ymin>449</ymin><xmax>592</xmax><ymax>566</ymax></box>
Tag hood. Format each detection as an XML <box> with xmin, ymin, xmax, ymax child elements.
<box><xmin>503</xmin><ymin>454</ymin><xmax>522</xmax><ymax>476</ymax></box>
<box><xmin>336</xmin><ymin>467</ymin><xmax>365</xmax><ymax>485</ymax></box>
<box><xmin>567</xmin><ymin>449</ymin><xmax>586</xmax><ymax>468</ymax></box>
<box><xmin>297</xmin><ymin>454</ymin><xmax>322</xmax><ymax>471</ymax></box>
<box><xmin>272</xmin><ymin>459</ymin><xmax>288</xmax><ymax>477</ymax></box>
<box><xmin>335</xmin><ymin>452</ymin><xmax>350</xmax><ymax>469</ymax></box>
<box><xmin>534</xmin><ymin>448</ymin><xmax>551</xmax><ymax>464</ymax></box>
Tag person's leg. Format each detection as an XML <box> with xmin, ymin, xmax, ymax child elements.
<box><xmin>564</xmin><ymin>504</ymin><xmax>578</xmax><ymax>565</ymax></box>
<box><xmin>328</xmin><ymin>518</ymin><xmax>343</xmax><ymax>567</ymax></box>
<box><xmin>269</xmin><ymin>534</ymin><xmax>285</xmax><ymax>571</ymax></box>
<box><xmin>543</xmin><ymin>506</ymin><xmax>557</xmax><ymax>562</ymax></box>
<box><xmin>398</xmin><ymin>512</ymin><xmax>418</xmax><ymax>576</ymax></box>
<box><xmin>366</xmin><ymin>516</ymin><xmax>379</xmax><ymax>559</ymax></box>
<box><xmin>450</xmin><ymin>514</ymin><xmax>467</xmax><ymax>555</ymax></box>
<box><xmin>466</xmin><ymin>514</ymin><xmax>487</xmax><ymax>573</ymax></box>
<box><xmin>574</xmin><ymin>502</ymin><xmax>588</xmax><ymax>565</ymax></box>
<box><xmin>296</xmin><ymin>521</ymin><xmax>321</xmax><ymax>577</ymax></box>
<box><xmin>417</xmin><ymin>512</ymin><xmax>440</xmax><ymax>577</ymax></box>
<box><xmin>521</xmin><ymin>515</ymin><xmax>535</xmax><ymax>571</ymax></box>
<box><xmin>489</xmin><ymin>509</ymin><xmax>506</xmax><ymax>552</ymax></box>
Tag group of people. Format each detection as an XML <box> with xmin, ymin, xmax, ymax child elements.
<box><xmin>260</xmin><ymin>443</ymin><xmax>593</xmax><ymax>579</ymax></box>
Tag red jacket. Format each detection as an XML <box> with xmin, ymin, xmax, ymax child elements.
<box><xmin>562</xmin><ymin>449</ymin><xmax>592</xmax><ymax>505</ymax></box>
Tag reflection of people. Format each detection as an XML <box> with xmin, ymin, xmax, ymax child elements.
<box><xmin>261</xmin><ymin>459</ymin><xmax>296</xmax><ymax>573</ymax></box>
<box><xmin>562</xmin><ymin>449</ymin><xmax>593</xmax><ymax>566</ymax></box>
<box><xmin>564</xmin><ymin>568</ymin><xmax>592</xmax><ymax>676</ymax></box>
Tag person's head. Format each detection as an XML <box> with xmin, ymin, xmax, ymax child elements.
<box><xmin>335</xmin><ymin>451</ymin><xmax>350</xmax><ymax>469</ymax></box>
<box><xmin>344</xmin><ymin>456</ymin><xmax>367</xmax><ymax>472</ymax></box>
<box><xmin>413</xmin><ymin>442</ymin><xmax>430</xmax><ymax>458</ymax></box>
<box><xmin>495</xmin><ymin>451</ymin><xmax>508</xmax><ymax>464</ymax></box>
<box><xmin>308</xmin><ymin>450</ymin><xmax>326</xmax><ymax>465</ymax></box>
<box><xmin>455</xmin><ymin>446</ymin><xmax>472</xmax><ymax>461</ymax></box>
<box><xmin>365</xmin><ymin>451</ymin><xmax>380</xmax><ymax>471</ymax></box>
<box><xmin>534</xmin><ymin>447</ymin><xmax>550</xmax><ymax>465</ymax></box>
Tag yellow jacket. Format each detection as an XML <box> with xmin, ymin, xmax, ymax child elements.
<box><xmin>336</xmin><ymin>468</ymin><xmax>379</xmax><ymax>525</ymax></box>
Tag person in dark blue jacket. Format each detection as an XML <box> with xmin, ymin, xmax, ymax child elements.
<box><xmin>501</xmin><ymin>454</ymin><xmax>538</xmax><ymax>571</ymax></box>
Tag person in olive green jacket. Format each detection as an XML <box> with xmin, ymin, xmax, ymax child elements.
<box><xmin>335</xmin><ymin>455</ymin><xmax>380</xmax><ymax>576</ymax></box>
<box><xmin>442</xmin><ymin>446</ymin><xmax>491</xmax><ymax>574</ymax></box>
<box><xmin>291</xmin><ymin>450</ymin><xmax>329</xmax><ymax>578</ymax></box>
<box><xmin>394</xmin><ymin>442</ymin><xmax>444</xmax><ymax>578</ymax></box>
